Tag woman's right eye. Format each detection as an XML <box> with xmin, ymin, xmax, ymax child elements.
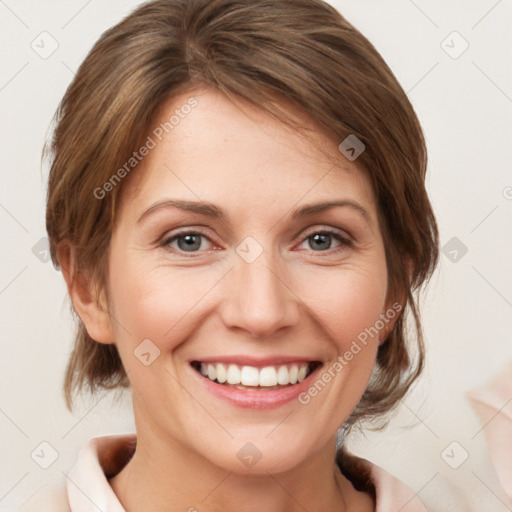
<box><xmin>162</xmin><ymin>231</ymin><xmax>215</xmax><ymax>255</ymax></box>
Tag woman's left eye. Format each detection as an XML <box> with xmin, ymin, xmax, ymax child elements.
<box><xmin>297</xmin><ymin>229</ymin><xmax>352</xmax><ymax>254</ymax></box>
<box><xmin>161</xmin><ymin>228</ymin><xmax>352</xmax><ymax>256</ymax></box>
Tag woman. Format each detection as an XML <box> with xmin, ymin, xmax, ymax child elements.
<box><xmin>43</xmin><ymin>0</ymin><xmax>439</xmax><ymax>510</ymax></box>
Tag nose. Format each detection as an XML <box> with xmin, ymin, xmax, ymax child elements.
<box><xmin>219</xmin><ymin>247</ymin><xmax>302</xmax><ymax>339</ymax></box>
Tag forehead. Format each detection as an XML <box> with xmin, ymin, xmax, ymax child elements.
<box><xmin>117</xmin><ymin>86</ymin><xmax>377</xmax><ymax>222</ymax></box>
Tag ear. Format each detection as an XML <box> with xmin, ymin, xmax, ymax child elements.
<box><xmin>57</xmin><ymin>242</ymin><xmax>115</xmax><ymax>345</ymax></box>
<box><xmin>378</xmin><ymin>299</ymin><xmax>403</xmax><ymax>345</ymax></box>
<box><xmin>378</xmin><ymin>256</ymin><xmax>413</xmax><ymax>345</ymax></box>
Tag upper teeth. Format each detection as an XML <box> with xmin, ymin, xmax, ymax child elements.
<box><xmin>199</xmin><ymin>362</ymin><xmax>309</xmax><ymax>387</ymax></box>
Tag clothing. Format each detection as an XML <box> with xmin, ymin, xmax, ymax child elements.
<box><xmin>467</xmin><ymin>360</ymin><xmax>512</xmax><ymax>501</ymax></box>
<box><xmin>21</xmin><ymin>433</ymin><xmax>428</xmax><ymax>511</ymax></box>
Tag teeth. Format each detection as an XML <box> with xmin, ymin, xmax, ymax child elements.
<box><xmin>259</xmin><ymin>366</ymin><xmax>277</xmax><ymax>386</ymax></box>
<box><xmin>227</xmin><ymin>364</ymin><xmax>241</xmax><ymax>384</ymax></box>
<box><xmin>241</xmin><ymin>366</ymin><xmax>259</xmax><ymax>386</ymax></box>
<box><xmin>297</xmin><ymin>365</ymin><xmax>307</xmax><ymax>383</ymax></box>
<box><xmin>216</xmin><ymin>363</ymin><xmax>227</xmax><ymax>383</ymax></box>
<box><xmin>277</xmin><ymin>365</ymin><xmax>289</xmax><ymax>385</ymax></box>
<box><xmin>197</xmin><ymin>362</ymin><xmax>313</xmax><ymax>387</ymax></box>
<box><xmin>289</xmin><ymin>365</ymin><xmax>299</xmax><ymax>384</ymax></box>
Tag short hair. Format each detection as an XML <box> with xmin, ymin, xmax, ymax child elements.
<box><xmin>45</xmin><ymin>0</ymin><xmax>439</xmax><ymax>434</ymax></box>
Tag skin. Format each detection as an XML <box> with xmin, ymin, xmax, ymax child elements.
<box><xmin>64</xmin><ymin>85</ymin><xmax>401</xmax><ymax>512</ymax></box>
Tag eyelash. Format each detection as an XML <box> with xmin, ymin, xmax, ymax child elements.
<box><xmin>161</xmin><ymin>227</ymin><xmax>353</xmax><ymax>257</ymax></box>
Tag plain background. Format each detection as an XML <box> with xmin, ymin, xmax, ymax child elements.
<box><xmin>1</xmin><ymin>0</ymin><xmax>511</xmax><ymax>510</ymax></box>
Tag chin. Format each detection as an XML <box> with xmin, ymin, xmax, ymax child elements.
<box><xmin>194</xmin><ymin>429</ymin><xmax>319</xmax><ymax>476</ymax></box>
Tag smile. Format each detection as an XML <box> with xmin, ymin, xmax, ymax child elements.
<box><xmin>191</xmin><ymin>361</ymin><xmax>322</xmax><ymax>390</ymax></box>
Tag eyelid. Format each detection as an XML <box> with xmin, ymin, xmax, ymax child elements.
<box><xmin>299</xmin><ymin>224</ymin><xmax>353</xmax><ymax>243</ymax></box>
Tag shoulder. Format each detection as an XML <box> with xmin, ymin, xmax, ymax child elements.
<box><xmin>337</xmin><ymin>448</ymin><xmax>428</xmax><ymax>512</ymax></box>
<box><xmin>19</xmin><ymin>434</ymin><xmax>135</xmax><ymax>512</ymax></box>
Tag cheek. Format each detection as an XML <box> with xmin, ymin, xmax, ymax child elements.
<box><xmin>107</xmin><ymin>260</ymin><xmax>216</xmax><ymax>349</ymax></box>
<box><xmin>298</xmin><ymin>262</ymin><xmax>388</xmax><ymax>350</ymax></box>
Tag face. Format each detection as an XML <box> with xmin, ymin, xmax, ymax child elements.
<box><xmin>95</xmin><ymin>86</ymin><xmax>395</xmax><ymax>474</ymax></box>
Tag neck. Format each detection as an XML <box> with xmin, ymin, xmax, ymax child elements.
<box><xmin>109</xmin><ymin>400</ymin><xmax>373</xmax><ymax>512</ymax></box>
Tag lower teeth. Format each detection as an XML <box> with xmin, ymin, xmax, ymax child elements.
<box><xmin>223</xmin><ymin>382</ymin><xmax>293</xmax><ymax>390</ymax></box>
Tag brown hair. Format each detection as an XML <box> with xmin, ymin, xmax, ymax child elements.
<box><xmin>45</xmin><ymin>0</ymin><xmax>439</xmax><ymax>434</ymax></box>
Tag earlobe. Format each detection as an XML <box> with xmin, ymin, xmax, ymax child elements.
<box><xmin>378</xmin><ymin>312</ymin><xmax>397</xmax><ymax>345</ymax></box>
<box><xmin>378</xmin><ymin>311</ymin><xmax>396</xmax><ymax>345</ymax></box>
<box><xmin>378</xmin><ymin>297</ymin><xmax>405</xmax><ymax>345</ymax></box>
<box><xmin>57</xmin><ymin>242</ymin><xmax>115</xmax><ymax>345</ymax></box>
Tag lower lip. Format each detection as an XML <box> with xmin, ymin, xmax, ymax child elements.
<box><xmin>190</xmin><ymin>364</ymin><xmax>322</xmax><ymax>409</ymax></box>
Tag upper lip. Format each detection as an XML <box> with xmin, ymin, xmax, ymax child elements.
<box><xmin>190</xmin><ymin>355</ymin><xmax>322</xmax><ymax>367</ymax></box>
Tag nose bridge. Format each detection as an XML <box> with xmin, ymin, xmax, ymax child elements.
<box><xmin>221</xmin><ymin>237</ymin><xmax>300</xmax><ymax>338</ymax></box>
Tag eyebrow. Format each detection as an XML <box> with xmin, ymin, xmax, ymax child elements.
<box><xmin>137</xmin><ymin>198</ymin><xmax>372</xmax><ymax>225</ymax></box>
